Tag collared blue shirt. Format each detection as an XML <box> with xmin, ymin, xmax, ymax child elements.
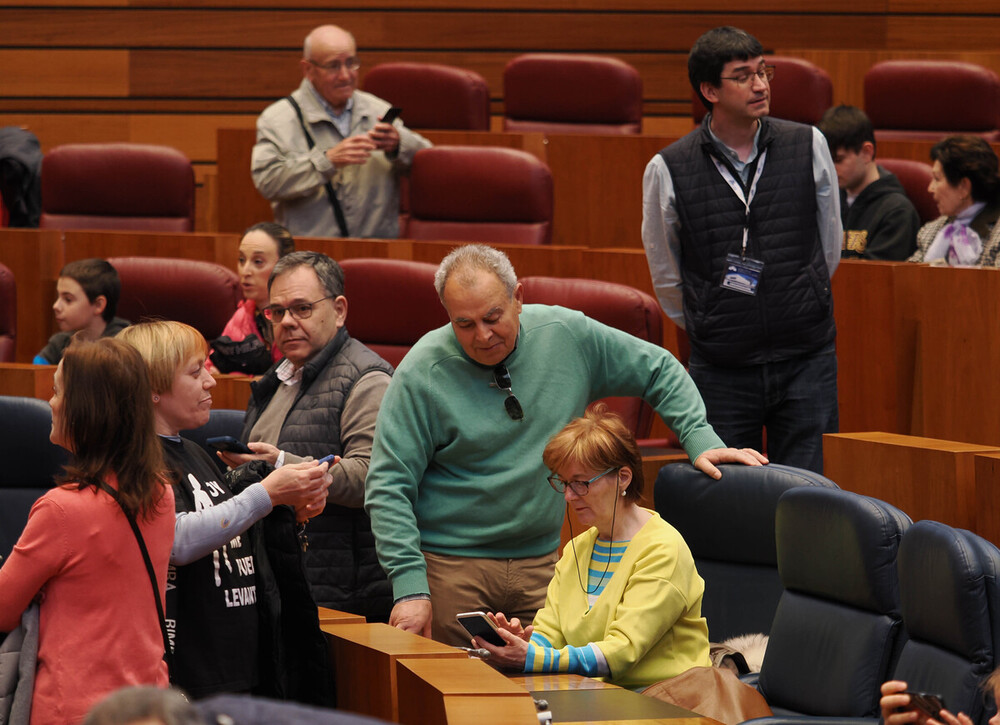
<box><xmin>307</xmin><ymin>81</ymin><xmax>354</xmax><ymax>138</ymax></box>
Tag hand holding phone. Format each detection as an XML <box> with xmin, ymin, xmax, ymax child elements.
<box><xmin>456</xmin><ymin>611</ymin><xmax>506</xmax><ymax>647</ymax></box>
<box><xmin>379</xmin><ymin>106</ymin><xmax>403</xmax><ymax>124</ymax></box>
<box><xmin>903</xmin><ymin>692</ymin><xmax>945</xmax><ymax>721</ymax></box>
<box><xmin>206</xmin><ymin>436</ymin><xmax>252</xmax><ymax>455</ymax></box>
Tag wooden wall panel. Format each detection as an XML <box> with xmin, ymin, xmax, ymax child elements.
<box><xmin>0</xmin><ymin>10</ymin><xmax>885</xmax><ymax>52</ymax></box>
<box><xmin>0</xmin><ymin>50</ymin><xmax>129</xmax><ymax>97</ymax></box>
<box><xmin>888</xmin><ymin>17</ymin><xmax>1000</xmax><ymax>51</ymax></box>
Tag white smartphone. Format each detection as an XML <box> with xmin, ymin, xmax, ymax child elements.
<box><xmin>456</xmin><ymin>611</ymin><xmax>506</xmax><ymax>647</ymax></box>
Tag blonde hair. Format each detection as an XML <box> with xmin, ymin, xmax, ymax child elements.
<box><xmin>117</xmin><ymin>320</ymin><xmax>207</xmax><ymax>395</ymax></box>
<box><xmin>542</xmin><ymin>403</ymin><xmax>644</xmax><ymax>502</ymax></box>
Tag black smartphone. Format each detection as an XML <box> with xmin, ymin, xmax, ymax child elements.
<box><xmin>205</xmin><ymin>436</ymin><xmax>252</xmax><ymax>455</ymax></box>
<box><xmin>456</xmin><ymin>611</ymin><xmax>506</xmax><ymax>647</ymax></box>
<box><xmin>379</xmin><ymin>106</ymin><xmax>403</xmax><ymax>124</ymax></box>
<box><xmin>903</xmin><ymin>691</ymin><xmax>945</xmax><ymax>720</ymax></box>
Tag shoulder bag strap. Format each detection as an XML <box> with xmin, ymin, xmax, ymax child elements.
<box><xmin>286</xmin><ymin>95</ymin><xmax>350</xmax><ymax>237</ymax></box>
<box><xmin>98</xmin><ymin>481</ymin><xmax>174</xmax><ymax>674</ymax></box>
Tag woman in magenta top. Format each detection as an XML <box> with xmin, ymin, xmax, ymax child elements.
<box><xmin>209</xmin><ymin>222</ymin><xmax>295</xmax><ymax>375</ymax></box>
<box><xmin>0</xmin><ymin>338</ymin><xmax>175</xmax><ymax>724</ymax></box>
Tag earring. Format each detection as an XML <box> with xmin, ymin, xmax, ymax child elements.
<box><xmin>621</xmin><ymin>489</ymin><xmax>627</xmax><ymax>497</ymax></box>
<box><xmin>152</xmin><ymin>395</ymin><xmax>160</xmax><ymax>403</ymax></box>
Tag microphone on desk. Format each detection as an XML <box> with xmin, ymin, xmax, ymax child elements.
<box><xmin>456</xmin><ymin>646</ymin><xmax>491</xmax><ymax>660</ymax></box>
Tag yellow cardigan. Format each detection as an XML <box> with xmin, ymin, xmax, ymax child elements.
<box><xmin>529</xmin><ymin>510</ymin><xmax>711</xmax><ymax>689</ymax></box>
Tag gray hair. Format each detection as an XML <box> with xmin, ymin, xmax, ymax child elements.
<box><xmin>83</xmin><ymin>686</ymin><xmax>204</xmax><ymax>725</ymax></box>
<box><xmin>268</xmin><ymin>250</ymin><xmax>345</xmax><ymax>297</ymax></box>
<box><xmin>433</xmin><ymin>244</ymin><xmax>518</xmax><ymax>301</ymax></box>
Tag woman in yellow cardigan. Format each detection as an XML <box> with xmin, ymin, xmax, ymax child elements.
<box><xmin>471</xmin><ymin>404</ymin><xmax>711</xmax><ymax>689</ymax></box>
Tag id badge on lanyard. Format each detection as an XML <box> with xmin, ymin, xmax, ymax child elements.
<box><xmin>713</xmin><ymin>151</ymin><xmax>767</xmax><ymax>296</ymax></box>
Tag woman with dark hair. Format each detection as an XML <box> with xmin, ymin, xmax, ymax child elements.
<box><xmin>473</xmin><ymin>405</ymin><xmax>711</xmax><ymax>690</ymax></box>
<box><xmin>210</xmin><ymin>221</ymin><xmax>296</xmax><ymax>374</ymax></box>
<box><xmin>0</xmin><ymin>338</ymin><xmax>175</xmax><ymax>724</ymax></box>
<box><xmin>909</xmin><ymin>135</ymin><xmax>1000</xmax><ymax>265</ymax></box>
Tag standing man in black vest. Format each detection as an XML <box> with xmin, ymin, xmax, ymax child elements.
<box><xmin>641</xmin><ymin>26</ymin><xmax>842</xmax><ymax>474</ymax></box>
<box><xmin>219</xmin><ymin>251</ymin><xmax>394</xmax><ymax>621</ymax></box>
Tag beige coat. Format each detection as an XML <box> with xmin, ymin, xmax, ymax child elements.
<box><xmin>252</xmin><ymin>80</ymin><xmax>430</xmax><ymax>239</ymax></box>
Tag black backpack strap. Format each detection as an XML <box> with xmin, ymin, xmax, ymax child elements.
<box><xmin>99</xmin><ymin>481</ymin><xmax>174</xmax><ymax>675</ymax></box>
<box><xmin>286</xmin><ymin>95</ymin><xmax>350</xmax><ymax>237</ymax></box>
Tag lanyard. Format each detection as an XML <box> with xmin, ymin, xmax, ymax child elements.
<box><xmin>711</xmin><ymin>149</ymin><xmax>768</xmax><ymax>258</ymax></box>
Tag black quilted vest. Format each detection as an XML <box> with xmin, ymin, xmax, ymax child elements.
<box><xmin>243</xmin><ymin>326</ymin><xmax>394</xmax><ymax>620</ymax></box>
<box><xmin>660</xmin><ymin>116</ymin><xmax>835</xmax><ymax>366</ymax></box>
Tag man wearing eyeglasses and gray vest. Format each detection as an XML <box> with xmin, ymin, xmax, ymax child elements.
<box><xmin>252</xmin><ymin>24</ymin><xmax>431</xmax><ymax>239</ymax></box>
<box><xmin>364</xmin><ymin>244</ymin><xmax>767</xmax><ymax>646</ymax></box>
<box><xmin>642</xmin><ymin>26</ymin><xmax>842</xmax><ymax>475</ymax></box>
<box><xmin>218</xmin><ymin>251</ymin><xmax>394</xmax><ymax>622</ymax></box>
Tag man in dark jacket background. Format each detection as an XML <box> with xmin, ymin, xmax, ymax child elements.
<box><xmin>220</xmin><ymin>250</ymin><xmax>393</xmax><ymax>621</ymax></box>
<box><xmin>642</xmin><ymin>26</ymin><xmax>842</xmax><ymax>474</ymax></box>
<box><xmin>817</xmin><ymin>105</ymin><xmax>920</xmax><ymax>261</ymax></box>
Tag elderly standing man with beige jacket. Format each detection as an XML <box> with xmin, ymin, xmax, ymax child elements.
<box><xmin>252</xmin><ymin>24</ymin><xmax>431</xmax><ymax>239</ymax></box>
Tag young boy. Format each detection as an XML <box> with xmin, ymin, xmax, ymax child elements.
<box><xmin>34</xmin><ymin>258</ymin><xmax>129</xmax><ymax>364</ymax></box>
<box><xmin>817</xmin><ymin>105</ymin><xmax>920</xmax><ymax>260</ymax></box>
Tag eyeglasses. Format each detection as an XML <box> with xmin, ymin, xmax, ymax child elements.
<box><xmin>548</xmin><ymin>467</ymin><xmax>617</xmax><ymax>497</ymax></box>
<box><xmin>720</xmin><ymin>65</ymin><xmax>775</xmax><ymax>87</ymax></box>
<box><xmin>307</xmin><ymin>57</ymin><xmax>361</xmax><ymax>74</ymax></box>
<box><xmin>262</xmin><ymin>296</ymin><xmax>333</xmax><ymax>323</ymax></box>
<box><xmin>491</xmin><ymin>364</ymin><xmax>524</xmax><ymax>421</ymax></box>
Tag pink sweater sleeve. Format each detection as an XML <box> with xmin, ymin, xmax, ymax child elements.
<box><xmin>0</xmin><ymin>494</ymin><xmax>67</xmax><ymax>631</ymax></box>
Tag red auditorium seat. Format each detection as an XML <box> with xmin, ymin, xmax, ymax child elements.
<box><xmin>40</xmin><ymin>143</ymin><xmax>195</xmax><ymax>232</ymax></box>
<box><xmin>878</xmin><ymin>158</ymin><xmax>939</xmax><ymax>224</ymax></box>
<box><xmin>407</xmin><ymin>146</ymin><xmax>553</xmax><ymax>245</ymax></box>
<box><xmin>865</xmin><ymin>60</ymin><xmax>1000</xmax><ymax>142</ymax></box>
<box><xmin>108</xmin><ymin>256</ymin><xmax>240</xmax><ymax>341</ymax></box>
<box><xmin>362</xmin><ymin>62</ymin><xmax>491</xmax><ymax>131</ymax></box>
<box><xmin>692</xmin><ymin>56</ymin><xmax>833</xmax><ymax>126</ymax></box>
<box><xmin>503</xmin><ymin>53</ymin><xmax>643</xmax><ymax>135</ymax></box>
<box><xmin>339</xmin><ymin>258</ymin><xmax>448</xmax><ymax>368</ymax></box>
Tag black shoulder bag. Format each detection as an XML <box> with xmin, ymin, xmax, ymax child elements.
<box><xmin>98</xmin><ymin>482</ymin><xmax>174</xmax><ymax>675</ymax></box>
<box><xmin>286</xmin><ymin>95</ymin><xmax>350</xmax><ymax>237</ymax></box>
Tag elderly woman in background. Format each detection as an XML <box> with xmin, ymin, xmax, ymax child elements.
<box><xmin>473</xmin><ymin>405</ymin><xmax>711</xmax><ymax>690</ymax></box>
<box><xmin>0</xmin><ymin>338</ymin><xmax>175</xmax><ymax>724</ymax></box>
<box><xmin>209</xmin><ymin>222</ymin><xmax>295</xmax><ymax>374</ymax></box>
<box><xmin>118</xmin><ymin>320</ymin><xmax>333</xmax><ymax>704</ymax></box>
<box><xmin>909</xmin><ymin>135</ymin><xmax>1000</xmax><ymax>265</ymax></box>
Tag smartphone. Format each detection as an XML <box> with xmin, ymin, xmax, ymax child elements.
<box><xmin>456</xmin><ymin>611</ymin><xmax>506</xmax><ymax>647</ymax></box>
<box><xmin>317</xmin><ymin>454</ymin><xmax>337</xmax><ymax>466</ymax></box>
<box><xmin>206</xmin><ymin>436</ymin><xmax>252</xmax><ymax>455</ymax></box>
<box><xmin>379</xmin><ymin>106</ymin><xmax>403</xmax><ymax>125</ymax></box>
<box><xmin>903</xmin><ymin>691</ymin><xmax>945</xmax><ymax>720</ymax></box>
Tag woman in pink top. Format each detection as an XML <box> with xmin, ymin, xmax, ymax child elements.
<box><xmin>0</xmin><ymin>338</ymin><xmax>175</xmax><ymax>725</ymax></box>
<box><xmin>209</xmin><ymin>222</ymin><xmax>295</xmax><ymax>375</ymax></box>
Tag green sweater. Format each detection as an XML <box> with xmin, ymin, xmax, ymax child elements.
<box><xmin>364</xmin><ymin>304</ymin><xmax>724</xmax><ymax>600</ymax></box>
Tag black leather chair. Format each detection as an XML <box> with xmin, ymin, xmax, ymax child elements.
<box><xmin>889</xmin><ymin>521</ymin><xmax>1000</xmax><ymax>725</ymax></box>
<box><xmin>751</xmin><ymin>487</ymin><xmax>911</xmax><ymax>722</ymax></box>
<box><xmin>0</xmin><ymin>396</ymin><xmax>67</xmax><ymax>559</ymax></box>
<box><xmin>654</xmin><ymin>463</ymin><xmax>839</xmax><ymax>643</ymax></box>
<box><xmin>180</xmin><ymin>408</ymin><xmax>246</xmax><ymax>474</ymax></box>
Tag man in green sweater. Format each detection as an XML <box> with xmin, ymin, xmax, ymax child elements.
<box><xmin>364</xmin><ymin>244</ymin><xmax>767</xmax><ymax>645</ymax></box>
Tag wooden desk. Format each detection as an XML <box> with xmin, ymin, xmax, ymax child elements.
<box><xmin>974</xmin><ymin>453</ymin><xmax>1000</xmax><ymax>546</ymax></box>
<box><xmin>0</xmin><ymin>363</ymin><xmax>55</xmax><ymax>400</ymax></box>
<box><xmin>510</xmin><ymin>673</ymin><xmax>619</xmax><ymax>691</ymax></box>
<box><xmin>316</xmin><ymin>606</ymin><xmax>365</xmax><ymax>626</ymax></box>
<box><xmin>322</xmin><ymin>622</ymin><xmax>466</xmax><ymax>722</ymax></box>
<box><xmin>211</xmin><ymin>374</ymin><xmax>253</xmax><ymax>412</ymax></box>
<box><xmin>824</xmin><ymin>431</ymin><xmax>1000</xmax><ymax>534</ymax></box>
<box><xmin>396</xmin><ymin>657</ymin><xmax>537</xmax><ymax>725</ymax></box>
